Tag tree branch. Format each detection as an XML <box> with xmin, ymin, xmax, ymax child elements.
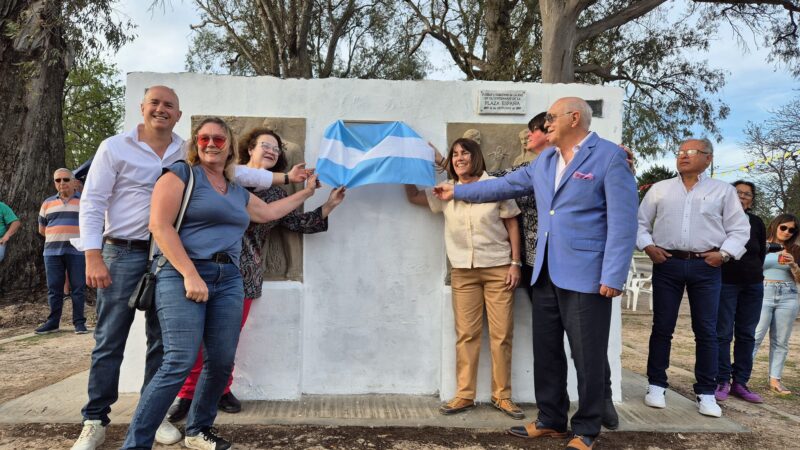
<box><xmin>576</xmin><ymin>0</ymin><xmax>666</xmax><ymax>42</ymax></box>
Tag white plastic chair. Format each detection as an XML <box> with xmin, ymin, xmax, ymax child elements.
<box><xmin>625</xmin><ymin>256</ymin><xmax>653</xmax><ymax>311</ymax></box>
<box><xmin>626</xmin><ymin>275</ymin><xmax>653</xmax><ymax>311</ymax></box>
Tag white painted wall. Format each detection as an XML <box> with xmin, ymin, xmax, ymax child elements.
<box><xmin>119</xmin><ymin>73</ymin><xmax>624</xmax><ymax>403</ymax></box>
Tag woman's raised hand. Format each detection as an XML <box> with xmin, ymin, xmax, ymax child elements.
<box><xmin>288</xmin><ymin>163</ymin><xmax>313</xmax><ymax>183</ymax></box>
<box><xmin>303</xmin><ymin>173</ymin><xmax>321</xmax><ymax>196</ymax></box>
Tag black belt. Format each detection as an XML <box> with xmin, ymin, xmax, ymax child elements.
<box><xmin>664</xmin><ymin>248</ymin><xmax>718</xmax><ymax>260</ymax></box>
<box><xmin>195</xmin><ymin>253</ymin><xmax>233</xmax><ymax>264</ymax></box>
<box><xmin>104</xmin><ymin>237</ymin><xmax>149</xmax><ymax>250</ymax></box>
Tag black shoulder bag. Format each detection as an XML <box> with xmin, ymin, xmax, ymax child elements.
<box><xmin>128</xmin><ymin>162</ymin><xmax>195</xmax><ymax>311</ymax></box>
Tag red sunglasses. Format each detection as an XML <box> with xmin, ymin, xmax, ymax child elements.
<box><xmin>197</xmin><ymin>134</ymin><xmax>227</xmax><ymax>148</ymax></box>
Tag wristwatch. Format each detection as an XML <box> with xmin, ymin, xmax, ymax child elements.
<box><xmin>511</xmin><ymin>260</ymin><xmax>522</xmax><ymax>267</ymax></box>
<box><xmin>719</xmin><ymin>250</ymin><xmax>731</xmax><ymax>263</ymax></box>
<box><xmin>283</xmin><ymin>173</ymin><xmax>289</xmax><ymax>185</ymax></box>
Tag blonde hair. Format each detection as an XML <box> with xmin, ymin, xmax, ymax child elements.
<box><xmin>186</xmin><ymin>117</ymin><xmax>237</xmax><ymax>181</ymax></box>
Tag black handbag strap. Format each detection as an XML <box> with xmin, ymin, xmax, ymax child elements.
<box><xmin>146</xmin><ymin>161</ymin><xmax>196</xmax><ymax>270</ymax></box>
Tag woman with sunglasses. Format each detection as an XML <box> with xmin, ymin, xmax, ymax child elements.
<box><xmin>753</xmin><ymin>213</ymin><xmax>800</xmax><ymax>395</ymax></box>
<box><xmin>406</xmin><ymin>138</ymin><xmax>525</xmax><ymax>420</ymax></box>
<box><xmin>121</xmin><ymin>117</ymin><xmax>320</xmax><ymax>450</ymax></box>
<box><xmin>165</xmin><ymin>127</ymin><xmax>345</xmax><ymax>423</ymax></box>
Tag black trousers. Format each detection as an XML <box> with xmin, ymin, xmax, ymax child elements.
<box><xmin>531</xmin><ymin>261</ymin><xmax>612</xmax><ymax>437</ymax></box>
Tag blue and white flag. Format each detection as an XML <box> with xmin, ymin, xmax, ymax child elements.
<box><xmin>316</xmin><ymin>121</ymin><xmax>435</xmax><ymax>189</ymax></box>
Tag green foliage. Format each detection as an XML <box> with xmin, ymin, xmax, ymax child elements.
<box><xmin>62</xmin><ymin>1</ymin><xmax>136</xmax><ymax>61</ymax></box>
<box><xmin>576</xmin><ymin>4</ymin><xmax>729</xmax><ymax>157</ymax></box>
<box><xmin>62</xmin><ymin>57</ymin><xmax>124</xmax><ymax>169</ymax></box>
<box><xmin>636</xmin><ymin>164</ymin><xmax>677</xmax><ymax>202</ymax></box>
<box><xmin>184</xmin><ymin>0</ymin><xmax>428</xmax><ymax>80</ymax></box>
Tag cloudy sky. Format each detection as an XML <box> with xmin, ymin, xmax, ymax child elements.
<box><xmin>110</xmin><ymin>1</ymin><xmax>798</xmax><ymax>181</ymax></box>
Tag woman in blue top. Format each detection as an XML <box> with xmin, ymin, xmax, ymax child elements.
<box><xmin>121</xmin><ymin>117</ymin><xmax>320</xmax><ymax>450</ymax></box>
<box><xmin>753</xmin><ymin>213</ymin><xmax>800</xmax><ymax>396</ymax></box>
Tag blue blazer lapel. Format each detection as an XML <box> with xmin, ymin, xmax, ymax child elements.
<box><xmin>541</xmin><ymin>150</ymin><xmax>557</xmax><ymax>200</ymax></box>
<box><xmin>554</xmin><ymin>133</ymin><xmax>597</xmax><ymax>195</ymax></box>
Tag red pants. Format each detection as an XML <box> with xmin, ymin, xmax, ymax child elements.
<box><xmin>177</xmin><ymin>297</ymin><xmax>254</xmax><ymax>399</ymax></box>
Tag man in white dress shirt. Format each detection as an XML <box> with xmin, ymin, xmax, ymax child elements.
<box><xmin>71</xmin><ymin>86</ymin><xmax>307</xmax><ymax>450</ymax></box>
<box><xmin>637</xmin><ymin>138</ymin><xmax>750</xmax><ymax>418</ymax></box>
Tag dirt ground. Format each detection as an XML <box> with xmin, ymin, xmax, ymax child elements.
<box><xmin>0</xmin><ymin>296</ymin><xmax>798</xmax><ymax>449</ymax></box>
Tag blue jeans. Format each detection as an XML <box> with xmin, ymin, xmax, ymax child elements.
<box><xmin>0</xmin><ymin>243</ymin><xmax>5</xmax><ymax>262</ymax></box>
<box><xmin>122</xmin><ymin>260</ymin><xmax>244</xmax><ymax>449</ymax></box>
<box><xmin>81</xmin><ymin>243</ymin><xmax>163</xmax><ymax>425</ymax></box>
<box><xmin>647</xmin><ymin>258</ymin><xmax>721</xmax><ymax>394</ymax></box>
<box><xmin>43</xmin><ymin>253</ymin><xmax>86</xmax><ymax>327</ymax></box>
<box><xmin>753</xmin><ymin>281</ymin><xmax>799</xmax><ymax>379</ymax></box>
<box><xmin>716</xmin><ymin>282</ymin><xmax>763</xmax><ymax>385</ymax></box>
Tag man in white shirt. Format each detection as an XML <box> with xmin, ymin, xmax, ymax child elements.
<box><xmin>637</xmin><ymin>138</ymin><xmax>750</xmax><ymax>418</ymax></box>
<box><xmin>71</xmin><ymin>85</ymin><xmax>307</xmax><ymax>450</ymax></box>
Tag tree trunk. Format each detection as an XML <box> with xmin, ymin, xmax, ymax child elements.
<box><xmin>0</xmin><ymin>0</ymin><xmax>68</xmax><ymax>298</ymax></box>
<box><xmin>539</xmin><ymin>0</ymin><xmax>581</xmax><ymax>83</ymax></box>
<box><xmin>482</xmin><ymin>0</ymin><xmax>517</xmax><ymax>80</ymax></box>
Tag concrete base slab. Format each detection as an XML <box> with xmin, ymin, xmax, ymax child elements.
<box><xmin>0</xmin><ymin>369</ymin><xmax>745</xmax><ymax>433</ymax></box>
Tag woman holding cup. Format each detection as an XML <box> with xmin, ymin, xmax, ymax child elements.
<box><xmin>753</xmin><ymin>213</ymin><xmax>800</xmax><ymax>395</ymax></box>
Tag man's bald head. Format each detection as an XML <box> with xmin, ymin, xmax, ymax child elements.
<box><xmin>553</xmin><ymin>97</ymin><xmax>592</xmax><ymax>130</ymax></box>
<box><xmin>143</xmin><ymin>85</ymin><xmax>180</xmax><ymax>107</ymax></box>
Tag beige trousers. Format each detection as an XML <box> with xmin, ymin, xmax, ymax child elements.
<box><xmin>450</xmin><ymin>265</ymin><xmax>514</xmax><ymax>400</ymax></box>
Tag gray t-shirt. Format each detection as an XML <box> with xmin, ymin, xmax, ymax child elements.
<box><xmin>165</xmin><ymin>162</ymin><xmax>251</xmax><ymax>266</ymax></box>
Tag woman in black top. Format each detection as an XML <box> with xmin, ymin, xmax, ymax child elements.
<box><xmin>714</xmin><ymin>180</ymin><xmax>767</xmax><ymax>403</ymax></box>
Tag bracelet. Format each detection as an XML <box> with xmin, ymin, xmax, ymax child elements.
<box><xmin>511</xmin><ymin>260</ymin><xmax>522</xmax><ymax>267</ymax></box>
<box><xmin>284</xmin><ymin>173</ymin><xmax>289</xmax><ymax>185</ymax></box>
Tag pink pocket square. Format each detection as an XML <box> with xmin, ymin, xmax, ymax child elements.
<box><xmin>573</xmin><ymin>171</ymin><xmax>594</xmax><ymax>180</ymax></box>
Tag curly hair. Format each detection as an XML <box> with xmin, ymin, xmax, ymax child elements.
<box><xmin>237</xmin><ymin>127</ymin><xmax>288</xmax><ymax>173</ymax></box>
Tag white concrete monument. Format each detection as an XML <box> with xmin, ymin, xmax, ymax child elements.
<box><xmin>119</xmin><ymin>73</ymin><xmax>625</xmax><ymax>403</ymax></box>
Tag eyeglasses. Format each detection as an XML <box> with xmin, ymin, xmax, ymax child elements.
<box><xmin>197</xmin><ymin>134</ymin><xmax>227</xmax><ymax>148</ymax></box>
<box><xmin>54</xmin><ymin>178</ymin><xmax>71</xmax><ymax>183</ymax></box>
<box><xmin>258</xmin><ymin>142</ymin><xmax>283</xmax><ymax>154</ymax></box>
<box><xmin>675</xmin><ymin>149</ymin><xmax>711</xmax><ymax>157</ymax></box>
<box><xmin>736</xmin><ymin>190</ymin><xmax>754</xmax><ymax>198</ymax></box>
<box><xmin>779</xmin><ymin>225</ymin><xmax>797</xmax><ymax>234</ymax></box>
<box><xmin>544</xmin><ymin>111</ymin><xmax>574</xmax><ymax>123</ymax></box>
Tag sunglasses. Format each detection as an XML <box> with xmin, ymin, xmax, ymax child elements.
<box><xmin>197</xmin><ymin>134</ymin><xmax>227</xmax><ymax>148</ymax></box>
<box><xmin>779</xmin><ymin>225</ymin><xmax>797</xmax><ymax>234</ymax></box>
<box><xmin>54</xmin><ymin>178</ymin><xmax>71</xmax><ymax>183</ymax></box>
<box><xmin>544</xmin><ymin>111</ymin><xmax>574</xmax><ymax>123</ymax></box>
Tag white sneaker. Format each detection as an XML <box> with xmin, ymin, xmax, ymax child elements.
<box><xmin>696</xmin><ymin>394</ymin><xmax>722</xmax><ymax>417</ymax></box>
<box><xmin>644</xmin><ymin>384</ymin><xmax>666</xmax><ymax>408</ymax></box>
<box><xmin>70</xmin><ymin>420</ymin><xmax>106</xmax><ymax>450</ymax></box>
<box><xmin>185</xmin><ymin>427</ymin><xmax>232</xmax><ymax>450</ymax></box>
<box><xmin>156</xmin><ymin>419</ymin><xmax>183</xmax><ymax>444</ymax></box>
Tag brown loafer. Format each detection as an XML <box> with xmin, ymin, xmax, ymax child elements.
<box><xmin>439</xmin><ymin>397</ymin><xmax>475</xmax><ymax>415</ymax></box>
<box><xmin>566</xmin><ymin>435</ymin><xmax>596</xmax><ymax>449</ymax></box>
<box><xmin>491</xmin><ymin>397</ymin><xmax>525</xmax><ymax>420</ymax></box>
<box><xmin>508</xmin><ymin>421</ymin><xmax>568</xmax><ymax>439</ymax></box>
<box><xmin>769</xmin><ymin>377</ymin><xmax>792</xmax><ymax>395</ymax></box>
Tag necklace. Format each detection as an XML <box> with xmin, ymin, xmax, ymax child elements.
<box><xmin>202</xmin><ymin>166</ymin><xmax>228</xmax><ymax>194</ymax></box>
<box><xmin>212</xmin><ymin>182</ymin><xmax>227</xmax><ymax>194</ymax></box>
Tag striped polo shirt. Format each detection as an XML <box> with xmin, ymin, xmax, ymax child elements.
<box><xmin>38</xmin><ymin>192</ymin><xmax>82</xmax><ymax>256</ymax></box>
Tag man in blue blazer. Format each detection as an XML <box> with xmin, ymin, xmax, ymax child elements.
<box><xmin>434</xmin><ymin>97</ymin><xmax>638</xmax><ymax>449</ymax></box>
